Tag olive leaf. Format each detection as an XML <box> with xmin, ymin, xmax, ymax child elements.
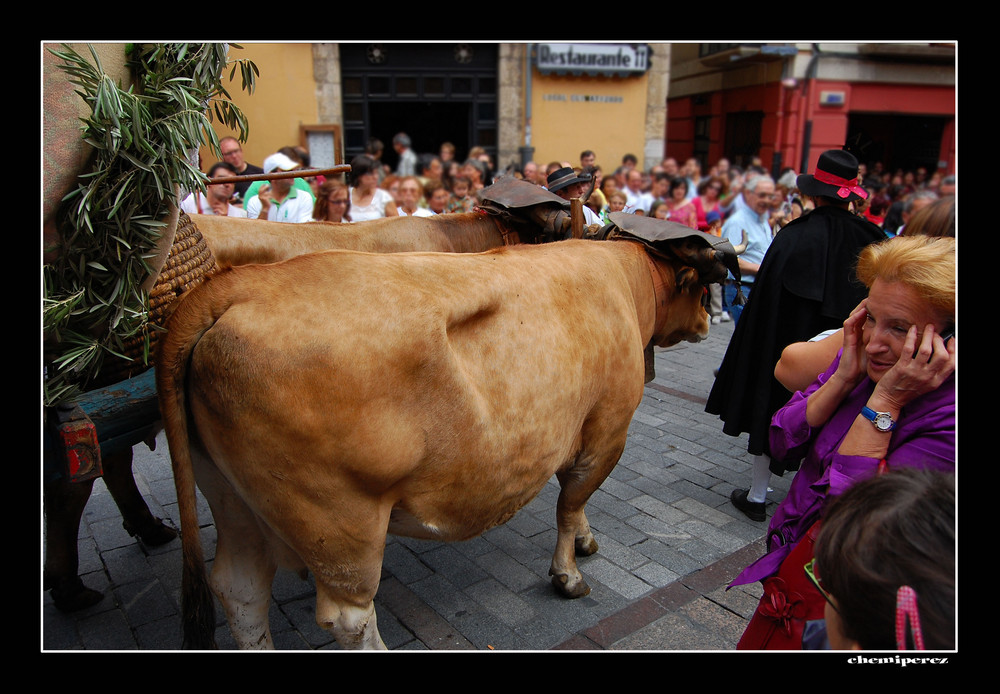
<box><xmin>44</xmin><ymin>43</ymin><xmax>257</xmax><ymax>406</ymax></box>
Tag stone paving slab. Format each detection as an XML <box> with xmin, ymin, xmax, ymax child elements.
<box><xmin>43</xmin><ymin>317</ymin><xmax>782</xmax><ymax>651</ymax></box>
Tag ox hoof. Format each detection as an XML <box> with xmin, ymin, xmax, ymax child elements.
<box><xmin>575</xmin><ymin>536</ymin><xmax>599</xmax><ymax>557</ymax></box>
<box><xmin>549</xmin><ymin>572</ymin><xmax>592</xmax><ymax>599</ymax></box>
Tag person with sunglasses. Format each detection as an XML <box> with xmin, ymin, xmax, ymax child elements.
<box><xmin>311</xmin><ymin>179</ymin><xmax>352</xmax><ymax>223</ymax></box>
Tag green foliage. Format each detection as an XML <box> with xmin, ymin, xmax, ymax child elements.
<box><xmin>43</xmin><ymin>43</ymin><xmax>258</xmax><ymax>406</ymax></box>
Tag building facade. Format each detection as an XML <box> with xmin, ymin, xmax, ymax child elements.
<box><xmin>207</xmin><ymin>42</ymin><xmax>668</xmax><ymax>177</ymax></box>
<box><xmin>207</xmin><ymin>42</ymin><xmax>955</xmax><ymax>181</ymax></box>
<box><xmin>666</xmin><ymin>42</ymin><xmax>956</xmax><ymax>177</ymax></box>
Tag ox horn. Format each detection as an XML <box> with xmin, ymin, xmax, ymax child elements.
<box><xmin>697</xmin><ymin>246</ymin><xmax>730</xmax><ymax>286</ymax></box>
<box><xmin>731</xmin><ymin>230</ymin><xmax>749</xmax><ymax>255</ymax></box>
<box><xmin>706</xmin><ymin>239</ymin><xmax>746</xmax><ymax>306</ymax></box>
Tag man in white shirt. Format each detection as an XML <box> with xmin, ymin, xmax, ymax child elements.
<box><xmin>720</xmin><ymin>175</ymin><xmax>776</xmax><ymax>323</ymax></box>
<box><xmin>244</xmin><ymin>153</ymin><xmax>314</xmax><ymax>223</ymax></box>
<box><xmin>647</xmin><ymin>172</ymin><xmax>671</xmax><ymax>208</ymax></box>
<box><xmin>682</xmin><ymin>157</ymin><xmax>703</xmax><ymax>201</ymax></box>
<box><xmin>623</xmin><ymin>168</ymin><xmax>653</xmax><ymax>215</ymax></box>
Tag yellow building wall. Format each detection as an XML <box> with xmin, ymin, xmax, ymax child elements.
<box><xmin>200</xmin><ymin>42</ymin><xmax>318</xmax><ymax>171</ymax></box>
<box><xmin>199</xmin><ymin>43</ymin><xmax>652</xmax><ymax>177</ymax></box>
<box><xmin>529</xmin><ymin>71</ymin><xmax>649</xmax><ymax>173</ymax></box>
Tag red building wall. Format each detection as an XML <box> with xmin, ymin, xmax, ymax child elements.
<box><xmin>667</xmin><ymin>80</ymin><xmax>955</xmax><ymax>175</ymax></box>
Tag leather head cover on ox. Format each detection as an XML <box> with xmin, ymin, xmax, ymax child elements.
<box><xmin>475</xmin><ymin>176</ymin><xmax>588</xmax><ymax>242</ymax></box>
<box><xmin>156</xmin><ymin>234</ymin><xmax>730</xmax><ymax>651</ymax></box>
<box><xmin>592</xmin><ymin>213</ymin><xmax>744</xmax><ymax>381</ymax></box>
<box><xmin>598</xmin><ymin>212</ymin><xmax>743</xmax><ymax>300</ymax></box>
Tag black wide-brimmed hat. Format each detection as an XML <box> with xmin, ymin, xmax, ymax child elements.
<box><xmin>797</xmin><ymin>149</ymin><xmax>868</xmax><ymax>202</ymax></box>
<box><xmin>546</xmin><ymin>166</ymin><xmax>592</xmax><ymax>193</ymax></box>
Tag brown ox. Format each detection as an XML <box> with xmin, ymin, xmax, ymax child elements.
<box><xmin>194</xmin><ymin>176</ymin><xmax>582</xmax><ymax>269</ymax></box>
<box><xmin>46</xmin><ymin>177</ymin><xmax>574</xmax><ymax>610</ymax></box>
<box><xmin>194</xmin><ymin>212</ymin><xmax>519</xmax><ymax>269</ymax></box>
<box><xmin>157</xmin><ymin>236</ymin><xmax>731</xmax><ymax>650</ymax></box>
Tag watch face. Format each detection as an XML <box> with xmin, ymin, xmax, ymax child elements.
<box><xmin>862</xmin><ymin>406</ymin><xmax>895</xmax><ymax>431</ymax></box>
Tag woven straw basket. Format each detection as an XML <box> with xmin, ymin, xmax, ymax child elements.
<box><xmin>93</xmin><ymin>212</ymin><xmax>217</xmax><ymax>387</ymax></box>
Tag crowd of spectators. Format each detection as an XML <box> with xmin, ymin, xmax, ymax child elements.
<box><xmin>196</xmin><ymin>133</ymin><xmax>954</xmax><ymax>246</ymax></box>
<box><xmin>193</xmin><ymin>137</ymin><xmax>955</xmax><ymax>333</ymax></box>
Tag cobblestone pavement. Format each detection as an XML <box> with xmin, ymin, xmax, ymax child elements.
<box><xmin>43</xmin><ymin>317</ymin><xmax>790</xmax><ymax>651</ymax></box>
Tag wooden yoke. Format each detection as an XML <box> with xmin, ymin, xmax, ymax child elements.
<box><xmin>208</xmin><ymin>165</ymin><xmax>353</xmax><ymax>186</ymax></box>
<box><xmin>570</xmin><ymin>198</ymin><xmax>584</xmax><ymax>239</ymax></box>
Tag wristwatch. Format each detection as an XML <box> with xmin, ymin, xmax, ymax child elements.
<box><xmin>861</xmin><ymin>406</ymin><xmax>896</xmax><ymax>432</ymax></box>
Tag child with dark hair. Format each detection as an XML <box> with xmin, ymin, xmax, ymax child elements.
<box><xmin>447</xmin><ymin>175</ymin><xmax>475</xmax><ymax>213</ymax></box>
<box><xmin>811</xmin><ymin>468</ymin><xmax>955</xmax><ymax>650</ymax></box>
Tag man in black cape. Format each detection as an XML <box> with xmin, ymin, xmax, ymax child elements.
<box><xmin>705</xmin><ymin>149</ymin><xmax>885</xmax><ymax>521</ymax></box>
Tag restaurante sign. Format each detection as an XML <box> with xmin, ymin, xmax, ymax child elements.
<box><xmin>535</xmin><ymin>44</ymin><xmax>650</xmax><ymax>75</ymax></box>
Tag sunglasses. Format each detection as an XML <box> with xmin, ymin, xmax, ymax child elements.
<box><xmin>804</xmin><ymin>558</ymin><xmax>837</xmax><ymax>611</ymax></box>
<box><xmin>805</xmin><ymin>559</ymin><xmax>927</xmax><ymax>650</ymax></box>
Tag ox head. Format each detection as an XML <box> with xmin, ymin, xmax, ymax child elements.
<box><xmin>646</xmin><ymin>241</ymin><xmax>717</xmax><ymax>346</ymax></box>
<box><xmin>602</xmin><ymin>212</ymin><xmax>741</xmax><ymax>283</ymax></box>
<box><xmin>475</xmin><ymin>176</ymin><xmax>585</xmax><ymax>243</ymax></box>
<box><xmin>594</xmin><ymin>214</ymin><xmax>743</xmax><ymax>381</ymax></box>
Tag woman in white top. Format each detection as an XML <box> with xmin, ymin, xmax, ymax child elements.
<box><xmin>348</xmin><ymin>154</ymin><xmax>398</xmax><ymax>221</ymax></box>
<box><xmin>311</xmin><ymin>179</ymin><xmax>352</xmax><ymax>223</ymax></box>
<box><xmin>180</xmin><ymin>162</ymin><xmax>247</xmax><ymax>217</ymax></box>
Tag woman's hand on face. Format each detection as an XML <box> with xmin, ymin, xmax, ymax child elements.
<box><xmin>872</xmin><ymin>325</ymin><xmax>956</xmax><ymax>410</ymax></box>
<box><xmin>832</xmin><ymin>300</ymin><xmax>869</xmax><ymax>388</ymax></box>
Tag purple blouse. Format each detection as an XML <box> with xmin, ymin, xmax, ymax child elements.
<box><xmin>731</xmin><ymin>352</ymin><xmax>956</xmax><ymax>586</ymax></box>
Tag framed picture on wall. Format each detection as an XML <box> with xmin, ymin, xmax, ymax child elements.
<box><xmin>301</xmin><ymin>124</ymin><xmax>344</xmax><ymax>169</ymax></box>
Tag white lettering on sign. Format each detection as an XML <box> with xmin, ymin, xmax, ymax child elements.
<box><xmin>536</xmin><ymin>44</ymin><xmax>649</xmax><ymax>74</ymax></box>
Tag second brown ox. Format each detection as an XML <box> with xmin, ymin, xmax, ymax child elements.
<box><xmin>194</xmin><ymin>211</ymin><xmax>523</xmax><ymax>268</ymax></box>
<box><xmin>157</xmin><ymin>235</ymin><xmax>732</xmax><ymax>650</ymax></box>
<box><xmin>194</xmin><ymin>175</ymin><xmax>587</xmax><ymax>269</ymax></box>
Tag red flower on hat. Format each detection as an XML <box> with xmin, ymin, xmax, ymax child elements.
<box><xmin>814</xmin><ymin>169</ymin><xmax>868</xmax><ymax>200</ymax></box>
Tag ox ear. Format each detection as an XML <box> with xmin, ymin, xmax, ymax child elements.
<box><xmin>675</xmin><ymin>266</ymin><xmax>700</xmax><ymax>291</ymax></box>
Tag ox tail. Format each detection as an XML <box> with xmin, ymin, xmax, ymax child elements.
<box><xmin>155</xmin><ymin>271</ymin><xmax>238</xmax><ymax>650</ymax></box>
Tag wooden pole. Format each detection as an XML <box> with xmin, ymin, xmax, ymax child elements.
<box><xmin>207</xmin><ymin>165</ymin><xmax>352</xmax><ymax>185</ymax></box>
